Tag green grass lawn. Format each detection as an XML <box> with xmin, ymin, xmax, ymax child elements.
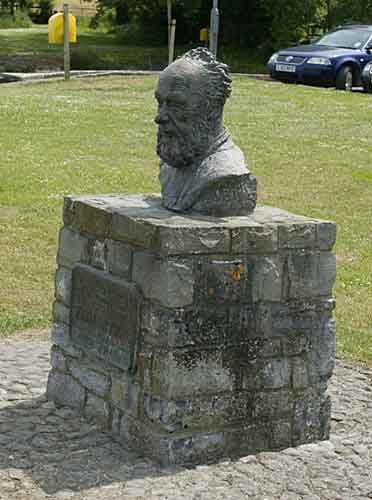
<box><xmin>0</xmin><ymin>26</ymin><xmax>267</xmax><ymax>73</ymax></box>
<box><xmin>0</xmin><ymin>76</ymin><xmax>371</xmax><ymax>365</ymax></box>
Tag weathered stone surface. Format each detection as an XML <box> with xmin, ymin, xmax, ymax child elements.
<box><xmin>49</xmin><ymin>195</ymin><xmax>337</xmax><ymax>467</ymax></box>
<box><xmin>292</xmin><ymin>387</ymin><xmax>325</xmax><ymax>444</ymax></box>
<box><xmin>70</xmin><ymin>265</ymin><xmax>141</xmax><ymax>370</ymax></box>
<box><xmin>106</xmin><ymin>240</ymin><xmax>132</xmax><ymax>279</ymax></box>
<box><xmin>50</xmin><ymin>346</ymin><xmax>67</xmax><ymax>372</ymax></box>
<box><xmin>141</xmin><ymin>303</ymin><xmax>259</xmax><ymax>350</ymax></box>
<box><xmin>57</xmin><ymin>227</ymin><xmax>90</xmax><ymax>267</ymax></box>
<box><xmin>90</xmin><ymin>240</ymin><xmax>107</xmax><ymax>271</ymax></box>
<box><xmin>261</xmin><ymin>358</ymin><xmax>291</xmax><ymax>389</ymax></box>
<box><xmin>317</xmin><ymin>221</ymin><xmax>337</xmax><ymax>250</ymax></box>
<box><xmin>63</xmin><ymin>195</ymin><xmax>113</xmax><ymax>239</ymax></box>
<box><xmin>278</xmin><ymin>223</ymin><xmax>317</xmax><ymax>249</ymax></box>
<box><xmin>84</xmin><ymin>392</ymin><xmax>110</xmax><ymax>428</ymax></box>
<box><xmin>195</xmin><ymin>257</ymin><xmax>253</xmax><ymax>305</ymax></box>
<box><xmin>157</xmin><ymin>225</ymin><xmax>230</xmax><ymax>255</ymax></box>
<box><xmin>47</xmin><ymin>370</ymin><xmax>85</xmax><ymax>410</ymax></box>
<box><xmin>55</xmin><ymin>267</ymin><xmax>72</xmax><ymax>305</ymax></box>
<box><xmin>52</xmin><ymin>301</ymin><xmax>70</xmax><ymax>326</ymax></box>
<box><xmin>110</xmin><ymin>369</ymin><xmax>130</xmax><ymax>411</ymax></box>
<box><xmin>287</xmin><ymin>251</ymin><xmax>336</xmax><ymax>298</ymax></box>
<box><xmin>252</xmin><ymin>256</ymin><xmax>284</xmax><ymax>302</ymax></box>
<box><xmin>69</xmin><ymin>359</ymin><xmax>110</xmax><ymax>398</ymax></box>
<box><xmin>133</xmin><ymin>252</ymin><xmax>194</xmax><ymax>308</ymax></box>
<box><xmin>231</xmin><ymin>223</ymin><xmax>278</xmax><ymax>254</ymax></box>
<box><xmin>143</xmin><ymin>350</ymin><xmax>235</xmax><ymax>398</ymax></box>
<box><xmin>51</xmin><ymin>322</ymin><xmax>81</xmax><ymax>358</ymax></box>
<box><xmin>292</xmin><ymin>357</ymin><xmax>309</xmax><ymax>389</ymax></box>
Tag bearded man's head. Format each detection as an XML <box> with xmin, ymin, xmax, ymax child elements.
<box><xmin>154</xmin><ymin>48</ymin><xmax>232</xmax><ymax>169</ymax></box>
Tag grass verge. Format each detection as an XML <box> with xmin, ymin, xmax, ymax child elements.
<box><xmin>0</xmin><ymin>26</ymin><xmax>267</xmax><ymax>73</ymax></box>
<box><xmin>0</xmin><ymin>76</ymin><xmax>371</xmax><ymax>365</ymax></box>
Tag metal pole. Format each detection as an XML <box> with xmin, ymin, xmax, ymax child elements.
<box><xmin>167</xmin><ymin>0</ymin><xmax>172</xmax><ymax>49</ymax></box>
<box><xmin>169</xmin><ymin>19</ymin><xmax>176</xmax><ymax>65</ymax></box>
<box><xmin>63</xmin><ymin>2</ymin><xmax>70</xmax><ymax>81</ymax></box>
<box><xmin>209</xmin><ymin>0</ymin><xmax>219</xmax><ymax>57</ymax></box>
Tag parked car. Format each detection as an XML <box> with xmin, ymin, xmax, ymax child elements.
<box><xmin>267</xmin><ymin>24</ymin><xmax>372</xmax><ymax>91</ymax></box>
<box><xmin>361</xmin><ymin>60</ymin><xmax>372</xmax><ymax>92</ymax></box>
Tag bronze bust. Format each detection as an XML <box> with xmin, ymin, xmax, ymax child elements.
<box><xmin>155</xmin><ymin>47</ymin><xmax>257</xmax><ymax>217</ymax></box>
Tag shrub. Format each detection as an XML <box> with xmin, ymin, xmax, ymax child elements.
<box><xmin>0</xmin><ymin>10</ymin><xmax>33</xmax><ymax>28</ymax></box>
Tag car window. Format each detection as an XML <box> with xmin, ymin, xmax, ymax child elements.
<box><xmin>317</xmin><ymin>29</ymin><xmax>371</xmax><ymax>49</ymax></box>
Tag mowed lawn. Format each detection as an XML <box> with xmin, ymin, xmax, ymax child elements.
<box><xmin>0</xmin><ymin>76</ymin><xmax>371</xmax><ymax>365</ymax></box>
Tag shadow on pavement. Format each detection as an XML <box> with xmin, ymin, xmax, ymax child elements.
<box><xmin>0</xmin><ymin>394</ymin><xmax>166</xmax><ymax>495</ymax></box>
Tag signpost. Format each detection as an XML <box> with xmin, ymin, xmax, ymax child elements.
<box><xmin>63</xmin><ymin>3</ymin><xmax>70</xmax><ymax>80</ymax></box>
<box><xmin>48</xmin><ymin>6</ymin><xmax>76</xmax><ymax>81</ymax></box>
<box><xmin>209</xmin><ymin>0</ymin><xmax>219</xmax><ymax>57</ymax></box>
<box><xmin>167</xmin><ymin>0</ymin><xmax>176</xmax><ymax>65</ymax></box>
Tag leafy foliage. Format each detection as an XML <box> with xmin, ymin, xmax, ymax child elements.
<box><xmin>91</xmin><ymin>0</ymin><xmax>372</xmax><ymax>51</ymax></box>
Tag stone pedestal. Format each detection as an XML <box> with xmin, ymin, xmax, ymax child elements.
<box><xmin>47</xmin><ymin>193</ymin><xmax>337</xmax><ymax>466</ymax></box>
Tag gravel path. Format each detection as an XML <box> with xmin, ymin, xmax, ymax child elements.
<box><xmin>0</xmin><ymin>331</ymin><xmax>371</xmax><ymax>499</ymax></box>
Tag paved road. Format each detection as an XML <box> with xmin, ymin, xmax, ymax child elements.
<box><xmin>0</xmin><ymin>331</ymin><xmax>371</xmax><ymax>500</ymax></box>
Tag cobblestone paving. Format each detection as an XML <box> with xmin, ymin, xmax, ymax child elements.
<box><xmin>0</xmin><ymin>331</ymin><xmax>371</xmax><ymax>500</ymax></box>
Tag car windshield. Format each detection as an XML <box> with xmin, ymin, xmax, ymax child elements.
<box><xmin>316</xmin><ymin>29</ymin><xmax>371</xmax><ymax>49</ymax></box>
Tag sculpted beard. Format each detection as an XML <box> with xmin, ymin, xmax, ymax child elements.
<box><xmin>157</xmin><ymin>121</ymin><xmax>210</xmax><ymax>169</ymax></box>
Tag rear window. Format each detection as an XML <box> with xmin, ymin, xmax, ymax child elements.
<box><xmin>317</xmin><ymin>29</ymin><xmax>372</xmax><ymax>49</ymax></box>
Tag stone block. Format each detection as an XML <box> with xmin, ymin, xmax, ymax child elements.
<box><xmin>146</xmin><ymin>350</ymin><xmax>235</xmax><ymax>398</ymax></box>
<box><xmin>69</xmin><ymin>359</ymin><xmax>111</xmax><ymax>398</ymax></box>
<box><xmin>226</xmin><ymin>424</ymin><xmax>270</xmax><ymax>458</ymax></box>
<box><xmin>261</xmin><ymin>358</ymin><xmax>291</xmax><ymax>389</ymax></box>
<box><xmin>287</xmin><ymin>251</ymin><xmax>336</xmax><ymax>299</ymax></box>
<box><xmin>57</xmin><ymin>227</ymin><xmax>90</xmax><ymax>267</ymax></box>
<box><xmin>278</xmin><ymin>222</ymin><xmax>316</xmax><ymax>249</ymax></box>
<box><xmin>231</xmin><ymin>223</ymin><xmax>278</xmax><ymax>254</ymax></box>
<box><xmin>84</xmin><ymin>392</ymin><xmax>110</xmax><ymax>428</ymax></box>
<box><xmin>51</xmin><ymin>322</ymin><xmax>81</xmax><ymax>358</ymax></box>
<box><xmin>195</xmin><ymin>256</ymin><xmax>253</xmax><ymax>305</ymax></box>
<box><xmin>143</xmin><ymin>391</ymin><xmax>255</xmax><ymax>433</ymax></box>
<box><xmin>50</xmin><ymin>346</ymin><xmax>67</xmax><ymax>372</ymax></box>
<box><xmin>110</xmin><ymin>369</ymin><xmax>130</xmax><ymax>411</ymax></box>
<box><xmin>317</xmin><ymin>221</ymin><xmax>337</xmax><ymax>250</ymax></box>
<box><xmin>292</xmin><ymin>387</ymin><xmax>323</xmax><ymax>445</ymax></box>
<box><xmin>47</xmin><ymin>370</ymin><xmax>85</xmax><ymax>410</ymax></box>
<box><xmin>269</xmin><ymin>421</ymin><xmax>292</xmax><ymax>450</ymax></box>
<box><xmin>292</xmin><ymin>357</ymin><xmax>309</xmax><ymax>389</ymax></box>
<box><xmin>107</xmin><ymin>240</ymin><xmax>132</xmax><ymax>279</ymax></box>
<box><xmin>70</xmin><ymin>265</ymin><xmax>141</xmax><ymax>370</ymax></box>
<box><xmin>157</xmin><ymin>225</ymin><xmax>230</xmax><ymax>255</ymax></box>
<box><xmin>133</xmin><ymin>252</ymin><xmax>194</xmax><ymax>308</ymax></box>
<box><xmin>253</xmin><ymin>389</ymin><xmax>293</xmax><ymax>418</ymax></box>
<box><xmin>252</xmin><ymin>256</ymin><xmax>284</xmax><ymax>302</ymax></box>
<box><xmin>52</xmin><ymin>301</ymin><xmax>70</xmax><ymax>326</ymax></box>
<box><xmin>63</xmin><ymin>196</ymin><xmax>113</xmax><ymax>239</ymax></box>
<box><xmin>308</xmin><ymin>318</ymin><xmax>336</xmax><ymax>381</ymax></box>
<box><xmin>141</xmin><ymin>303</ymin><xmax>257</xmax><ymax>349</ymax></box>
<box><xmin>90</xmin><ymin>240</ymin><xmax>107</xmax><ymax>271</ymax></box>
<box><xmin>55</xmin><ymin>267</ymin><xmax>72</xmax><ymax>306</ymax></box>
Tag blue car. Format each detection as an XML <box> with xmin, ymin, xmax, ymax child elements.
<box><xmin>361</xmin><ymin>61</ymin><xmax>372</xmax><ymax>92</ymax></box>
<box><xmin>267</xmin><ymin>24</ymin><xmax>372</xmax><ymax>90</ymax></box>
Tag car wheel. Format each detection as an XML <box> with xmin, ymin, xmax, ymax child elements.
<box><xmin>336</xmin><ymin>65</ymin><xmax>354</xmax><ymax>91</ymax></box>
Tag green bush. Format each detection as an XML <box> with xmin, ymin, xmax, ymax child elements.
<box><xmin>0</xmin><ymin>10</ymin><xmax>33</xmax><ymax>28</ymax></box>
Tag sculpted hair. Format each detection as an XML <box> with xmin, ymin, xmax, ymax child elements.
<box><xmin>183</xmin><ymin>47</ymin><xmax>232</xmax><ymax>107</ymax></box>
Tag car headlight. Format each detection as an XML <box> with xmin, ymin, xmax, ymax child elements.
<box><xmin>307</xmin><ymin>57</ymin><xmax>331</xmax><ymax>65</ymax></box>
<box><xmin>268</xmin><ymin>53</ymin><xmax>279</xmax><ymax>64</ymax></box>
